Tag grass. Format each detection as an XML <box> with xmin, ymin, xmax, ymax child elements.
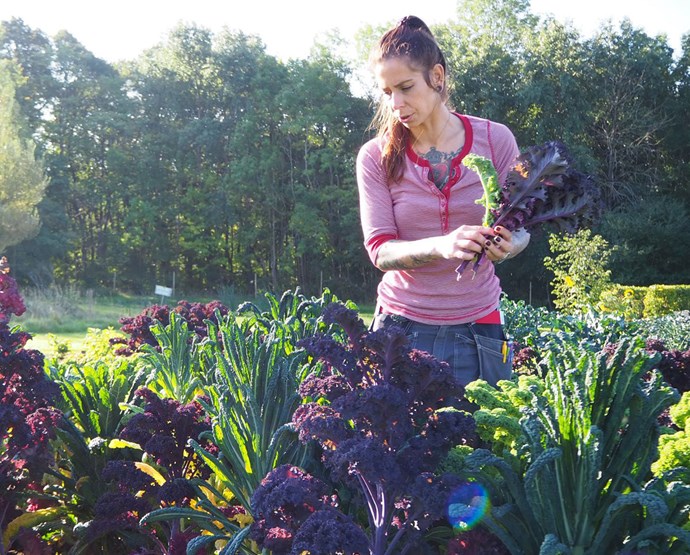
<box><xmin>17</xmin><ymin>287</ymin><xmax>180</xmax><ymax>358</ymax></box>
<box><xmin>26</xmin><ymin>332</ymin><xmax>91</xmax><ymax>358</ymax></box>
<box><xmin>17</xmin><ymin>286</ymin><xmax>373</xmax><ymax>358</ymax></box>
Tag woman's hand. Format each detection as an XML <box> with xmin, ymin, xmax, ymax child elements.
<box><xmin>484</xmin><ymin>226</ymin><xmax>531</xmax><ymax>263</ymax></box>
<box><xmin>437</xmin><ymin>225</ymin><xmax>494</xmax><ymax>261</ymax></box>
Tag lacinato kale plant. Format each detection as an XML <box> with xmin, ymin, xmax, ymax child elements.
<box><xmin>250</xmin><ymin>302</ymin><xmax>478</xmax><ymax>555</ymax></box>
<box><xmin>1</xmin><ymin>258</ymin><xmax>62</xmax><ymax>553</ymax></box>
<box><xmin>458</xmin><ymin>141</ymin><xmax>602</xmax><ymax>277</ymax></box>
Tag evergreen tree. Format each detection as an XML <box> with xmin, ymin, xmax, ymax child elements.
<box><xmin>0</xmin><ymin>60</ymin><xmax>47</xmax><ymax>254</ymax></box>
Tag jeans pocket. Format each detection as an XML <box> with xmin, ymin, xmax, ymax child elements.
<box><xmin>473</xmin><ymin>333</ymin><xmax>513</xmax><ymax>386</ymax></box>
<box><xmin>452</xmin><ymin>331</ymin><xmax>481</xmax><ymax>386</ymax></box>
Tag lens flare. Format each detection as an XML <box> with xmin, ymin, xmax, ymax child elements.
<box><xmin>447</xmin><ymin>482</ymin><xmax>490</xmax><ymax>531</ymax></box>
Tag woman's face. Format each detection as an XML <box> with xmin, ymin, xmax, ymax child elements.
<box><xmin>375</xmin><ymin>56</ymin><xmax>442</xmax><ymax>130</ymax></box>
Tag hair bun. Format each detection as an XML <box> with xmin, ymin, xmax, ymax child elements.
<box><xmin>399</xmin><ymin>15</ymin><xmax>431</xmax><ymax>34</ymax></box>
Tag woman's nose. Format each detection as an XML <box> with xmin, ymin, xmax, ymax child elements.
<box><xmin>390</xmin><ymin>91</ymin><xmax>404</xmax><ymax>110</ymax></box>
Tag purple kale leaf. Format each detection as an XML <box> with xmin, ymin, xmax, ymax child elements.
<box><xmin>646</xmin><ymin>339</ymin><xmax>690</xmax><ymax>394</ymax></box>
<box><xmin>290</xmin><ymin>508</ymin><xmax>369</xmax><ymax>555</ymax></box>
<box><xmin>118</xmin><ymin>387</ymin><xmax>213</xmax><ymax>478</ymax></box>
<box><xmin>496</xmin><ymin>143</ymin><xmax>601</xmax><ymax>233</ymax></box>
<box><xmin>457</xmin><ymin>141</ymin><xmax>602</xmax><ymax>277</ymax></box>
<box><xmin>250</xmin><ymin>464</ymin><xmax>337</xmax><ymax>555</ymax></box>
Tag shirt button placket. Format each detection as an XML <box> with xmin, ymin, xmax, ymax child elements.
<box><xmin>440</xmin><ymin>197</ymin><xmax>448</xmax><ymax>232</ymax></box>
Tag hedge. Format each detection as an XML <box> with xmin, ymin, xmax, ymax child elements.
<box><xmin>600</xmin><ymin>284</ymin><xmax>690</xmax><ymax>319</ymax></box>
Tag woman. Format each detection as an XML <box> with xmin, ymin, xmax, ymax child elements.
<box><xmin>356</xmin><ymin>15</ymin><xmax>530</xmax><ymax>387</ymax></box>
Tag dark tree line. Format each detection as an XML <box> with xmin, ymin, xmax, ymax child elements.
<box><xmin>1</xmin><ymin>0</ymin><xmax>689</xmax><ymax>305</ymax></box>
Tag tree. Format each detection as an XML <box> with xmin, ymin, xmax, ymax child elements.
<box><xmin>0</xmin><ymin>60</ymin><xmax>47</xmax><ymax>254</ymax></box>
<box><xmin>0</xmin><ymin>18</ymin><xmax>73</xmax><ymax>285</ymax></box>
<box><xmin>585</xmin><ymin>20</ymin><xmax>677</xmax><ymax>206</ymax></box>
<box><xmin>45</xmin><ymin>31</ymin><xmax>137</xmax><ymax>286</ymax></box>
<box><xmin>0</xmin><ymin>18</ymin><xmax>55</xmax><ymax>130</ymax></box>
<box><xmin>600</xmin><ymin>196</ymin><xmax>690</xmax><ymax>285</ymax></box>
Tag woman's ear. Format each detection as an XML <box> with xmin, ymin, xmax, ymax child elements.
<box><xmin>431</xmin><ymin>63</ymin><xmax>445</xmax><ymax>91</ymax></box>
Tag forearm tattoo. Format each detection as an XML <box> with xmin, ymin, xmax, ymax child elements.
<box><xmin>377</xmin><ymin>241</ymin><xmax>436</xmax><ymax>271</ymax></box>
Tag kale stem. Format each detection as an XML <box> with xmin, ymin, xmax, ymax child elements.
<box><xmin>357</xmin><ymin>474</ymin><xmax>382</xmax><ymax>527</ymax></box>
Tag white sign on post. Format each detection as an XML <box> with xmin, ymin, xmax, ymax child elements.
<box><xmin>155</xmin><ymin>285</ymin><xmax>173</xmax><ymax>304</ymax></box>
<box><xmin>155</xmin><ymin>285</ymin><xmax>173</xmax><ymax>297</ymax></box>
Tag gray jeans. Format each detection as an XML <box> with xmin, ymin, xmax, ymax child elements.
<box><xmin>371</xmin><ymin>313</ymin><xmax>513</xmax><ymax>387</ymax></box>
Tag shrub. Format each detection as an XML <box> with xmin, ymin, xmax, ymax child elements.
<box><xmin>599</xmin><ymin>284</ymin><xmax>647</xmax><ymax>320</ymax></box>
<box><xmin>543</xmin><ymin>229</ymin><xmax>613</xmax><ymax>314</ymax></box>
<box><xmin>644</xmin><ymin>285</ymin><xmax>690</xmax><ymax>318</ymax></box>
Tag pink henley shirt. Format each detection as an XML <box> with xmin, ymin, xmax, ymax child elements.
<box><xmin>356</xmin><ymin>113</ymin><xmax>519</xmax><ymax>325</ymax></box>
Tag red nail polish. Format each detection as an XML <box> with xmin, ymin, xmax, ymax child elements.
<box><xmin>494</xmin><ymin>226</ymin><xmax>502</xmax><ymax>233</ymax></box>
<box><xmin>494</xmin><ymin>236</ymin><xmax>502</xmax><ymax>243</ymax></box>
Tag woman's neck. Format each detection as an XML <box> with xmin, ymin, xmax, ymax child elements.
<box><xmin>411</xmin><ymin>108</ymin><xmax>462</xmax><ymax>155</ymax></box>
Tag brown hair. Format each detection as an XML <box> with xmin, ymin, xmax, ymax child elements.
<box><xmin>370</xmin><ymin>16</ymin><xmax>449</xmax><ymax>183</ymax></box>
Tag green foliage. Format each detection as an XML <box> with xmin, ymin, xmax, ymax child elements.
<box><xmin>644</xmin><ymin>285</ymin><xmax>690</xmax><ymax>318</ymax></box>
<box><xmin>653</xmin><ymin>392</ymin><xmax>690</xmax><ymax>477</ymax></box>
<box><xmin>599</xmin><ymin>284</ymin><xmax>647</xmax><ymax>320</ymax></box>
<box><xmin>636</xmin><ymin>310</ymin><xmax>690</xmax><ymax>352</ymax></box>
<box><xmin>459</xmin><ymin>338</ymin><xmax>686</xmax><ymax>554</ymax></box>
<box><xmin>600</xmin><ymin>196</ymin><xmax>690</xmax><ymax>286</ymax></box>
<box><xmin>543</xmin><ymin>229</ymin><xmax>613</xmax><ymax>314</ymax></box>
<box><xmin>0</xmin><ymin>59</ymin><xmax>47</xmax><ymax>253</ymax></box>
<box><xmin>48</xmin><ymin>358</ymin><xmax>144</xmax><ymax>441</ymax></box>
<box><xmin>137</xmin><ymin>311</ymin><xmax>206</xmax><ymax>404</ymax></box>
<box><xmin>236</xmin><ymin>287</ymin><xmax>354</xmax><ymax>344</ymax></box>
<box><xmin>40</xmin><ymin>358</ymin><xmax>147</xmax><ymax>551</ymax></box>
<box><xmin>502</xmin><ymin>296</ymin><xmax>634</xmax><ymax>357</ymax></box>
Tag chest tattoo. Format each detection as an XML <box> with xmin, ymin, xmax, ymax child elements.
<box><xmin>421</xmin><ymin>146</ymin><xmax>463</xmax><ymax>190</ymax></box>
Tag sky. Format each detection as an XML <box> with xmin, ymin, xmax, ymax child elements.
<box><xmin>0</xmin><ymin>0</ymin><xmax>687</xmax><ymax>63</ymax></box>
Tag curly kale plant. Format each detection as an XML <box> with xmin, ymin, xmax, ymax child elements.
<box><xmin>250</xmin><ymin>302</ymin><xmax>478</xmax><ymax>555</ymax></box>
<box><xmin>80</xmin><ymin>388</ymin><xmax>215</xmax><ymax>553</ymax></box>
<box><xmin>646</xmin><ymin>338</ymin><xmax>690</xmax><ymax>394</ymax></box>
<box><xmin>458</xmin><ymin>141</ymin><xmax>601</xmax><ymax>277</ymax></box>
<box><xmin>1</xmin><ymin>259</ymin><xmax>62</xmax><ymax>553</ymax></box>
<box><xmin>653</xmin><ymin>392</ymin><xmax>690</xmax><ymax>477</ymax></box>
<box><xmin>250</xmin><ymin>464</ymin><xmax>369</xmax><ymax>555</ymax></box>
